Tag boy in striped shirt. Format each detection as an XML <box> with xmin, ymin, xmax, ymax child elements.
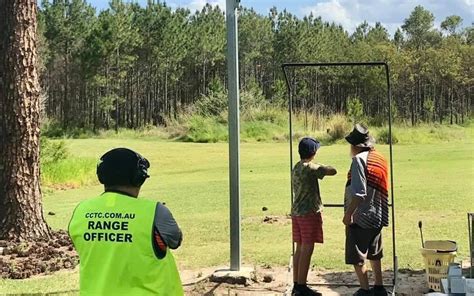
<box><xmin>343</xmin><ymin>124</ymin><xmax>389</xmax><ymax>296</ymax></box>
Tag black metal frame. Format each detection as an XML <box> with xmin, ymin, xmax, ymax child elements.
<box><xmin>469</xmin><ymin>213</ymin><xmax>474</xmax><ymax>279</ymax></box>
<box><xmin>281</xmin><ymin>62</ymin><xmax>398</xmax><ymax>291</ymax></box>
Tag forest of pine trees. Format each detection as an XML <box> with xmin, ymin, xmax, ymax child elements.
<box><xmin>38</xmin><ymin>0</ymin><xmax>473</xmax><ymax>131</ymax></box>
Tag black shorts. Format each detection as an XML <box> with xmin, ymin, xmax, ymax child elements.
<box><xmin>345</xmin><ymin>224</ymin><xmax>383</xmax><ymax>265</ymax></box>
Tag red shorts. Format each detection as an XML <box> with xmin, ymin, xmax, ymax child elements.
<box><xmin>292</xmin><ymin>212</ymin><xmax>324</xmax><ymax>244</ymax></box>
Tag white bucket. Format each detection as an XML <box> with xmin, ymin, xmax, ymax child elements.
<box><xmin>466</xmin><ymin>279</ymin><xmax>474</xmax><ymax>296</ymax></box>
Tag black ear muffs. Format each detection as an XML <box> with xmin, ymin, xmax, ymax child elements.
<box><xmin>97</xmin><ymin>160</ymin><xmax>107</xmax><ymax>184</ymax></box>
<box><xmin>130</xmin><ymin>154</ymin><xmax>150</xmax><ymax>187</ymax></box>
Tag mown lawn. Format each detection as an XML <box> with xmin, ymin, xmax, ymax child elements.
<box><xmin>1</xmin><ymin>131</ymin><xmax>473</xmax><ymax>294</ymax></box>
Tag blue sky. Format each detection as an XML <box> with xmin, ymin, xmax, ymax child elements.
<box><xmin>88</xmin><ymin>0</ymin><xmax>473</xmax><ymax>36</ymax></box>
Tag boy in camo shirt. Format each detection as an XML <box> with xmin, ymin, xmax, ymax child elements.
<box><xmin>292</xmin><ymin>137</ymin><xmax>337</xmax><ymax>296</ymax></box>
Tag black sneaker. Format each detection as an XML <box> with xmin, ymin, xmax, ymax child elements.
<box><xmin>291</xmin><ymin>286</ymin><xmax>302</xmax><ymax>296</ymax></box>
<box><xmin>353</xmin><ymin>288</ymin><xmax>371</xmax><ymax>296</ymax></box>
<box><xmin>370</xmin><ymin>286</ymin><xmax>388</xmax><ymax>296</ymax></box>
<box><xmin>299</xmin><ymin>285</ymin><xmax>322</xmax><ymax>296</ymax></box>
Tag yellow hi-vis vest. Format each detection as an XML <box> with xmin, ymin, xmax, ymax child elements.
<box><xmin>68</xmin><ymin>192</ymin><xmax>183</xmax><ymax>296</ymax></box>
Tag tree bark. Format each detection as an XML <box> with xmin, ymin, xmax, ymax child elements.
<box><xmin>63</xmin><ymin>40</ymin><xmax>69</xmax><ymax>129</ymax></box>
<box><xmin>0</xmin><ymin>0</ymin><xmax>51</xmax><ymax>240</ymax></box>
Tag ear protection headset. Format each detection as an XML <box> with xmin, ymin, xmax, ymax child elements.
<box><xmin>97</xmin><ymin>148</ymin><xmax>150</xmax><ymax>187</ymax></box>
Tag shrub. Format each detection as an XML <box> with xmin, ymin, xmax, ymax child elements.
<box><xmin>347</xmin><ymin>96</ymin><xmax>364</xmax><ymax>123</ymax></box>
<box><xmin>271</xmin><ymin>79</ymin><xmax>288</xmax><ymax>108</ymax></box>
<box><xmin>250</xmin><ymin>107</ymin><xmax>286</xmax><ymax>125</ymax></box>
<box><xmin>41</xmin><ymin>120</ymin><xmax>65</xmax><ymax>138</ymax></box>
<box><xmin>376</xmin><ymin>128</ymin><xmax>399</xmax><ymax>144</ymax></box>
<box><xmin>42</xmin><ymin>119</ymin><xmax>96</xmax><ymax>138</ymax></box>
<box><xmin>40</xmin><ymin>138</ymin><xmax>68</xmax><ymax>165</ymax></box>
<box><xmin>195</xmin><ymin>79</ymin><xmax>227</xmax><ymax>117</ymax></box>
<box><xmin>368</xmin><ymin>114</ymin><xmax>388</xmax><ymax>127</ymax></box>
<box><xmin>242</xmin><ymin>121</ymin><xmax>273</xmax><ymax>142</ymax></box>
<box><xmin>240</xmin><ymin>80</ymin><xmax>267</xmax><ymax>117</ymax></box>
<box><xmin>327</xmin><ymin>114</ymin><xmax>352</xmax><ymax>141</ymax></box>
<box><xmin>181</xmin><ymin>115</ymin><xmax>228</xmax><ymax>143</ymax></box>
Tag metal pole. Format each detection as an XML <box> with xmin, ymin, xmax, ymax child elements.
<box><xmin>226</xmin><ymin>0</ymin><xmax>241</xmax><ymax>271</ymax></box>
<box><xmin>282</xmin><ymin>66</ymin><xmax>295</xmax><ymax>256</ymax></box>
<box><xmin>468</xmin><ymin>213</ymin><xmax>473</xmax><ymax>279</ymax></box>
<box><xmin>385</xmin><ymin>63</ymin><xmax>397</xmax><ymax>289</ymax></box>
<box><xmin>115</xmin><ymin>46</ymin><xmax>119</xmax><ymax>134</ymax></box>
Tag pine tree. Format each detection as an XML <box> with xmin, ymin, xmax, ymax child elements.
<box><xmin>0</xmin><ymin>0</ymin><xmax>51</xmax><ymax>240</ymax></box>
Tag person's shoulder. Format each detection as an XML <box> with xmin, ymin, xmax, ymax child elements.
<box><xmin>302</xmin><ymin>162</ymin><xmax>323</xmax><ymax>174</ymax></box>
<box><xmin>72</xmin><ymin>195</ymin><xmax>103</xmax><ymax>213</ymax></box>
<box><xmin>306</xmin><ymin>162</ymin><xmax>322</xmax><ymax>170</ymax></box>
<box><xmin>370</xmin><ymin>149</ymin><xmax>387</xmax><ymax>161</ymax></box>
<box><xmin>293</xmin><ymin>161</ymin><xmax>306</xmax><ymax>171</ymax></box>
<box><xmin>155</xmin><ymin>202</ymin><xmax>174</xmax><ymax>216</ymax></box>
<box><xmin>353</xmin><ymin>151</ymin><xmax>369</xmax><ymax>162</ymax></box>
<box><xmin>351</xmin><ymin>152</ymin><xmax>369</xmax><ymax>170</ymax></box>
<box><xmin>78</xmin><ymin>195</ymin><xmax>101</xmax><ymax>205</ymax></box>
<box><xmin>135</xmin><ymin>197</ymin><xmax>159</xmax><ymax>209</ymax></box>
<box><xmin>294</xmin><ymin>161</ymin><xmax>322</xmax><ymax>175</ymax></box>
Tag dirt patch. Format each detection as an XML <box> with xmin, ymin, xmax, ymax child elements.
<box><xmin>183</xmin><ymin>265</ymin><xmax>430</xmax><ymax>295</ymax></box>
<box><xmin>46</xmin><ymin>183</ymin><xmax>81</xmax><ymax>191</ymax></box>
<box><xmin>262</xmin><ymin>215</ymin><xmax>291</xmax><ymax>225</ymax></box>
<box><xmin>243</xmin><ymin>215</ymin><xmax>291</xmax><ymax>226</ymax></box>
<box><xmin>0</xmin><ymin>230</ymin><xmax>78</xmax><ymax>279</ymax></box>
<box><xmin>1</xmin><ymin>260</ymin><xmax>431</xmax><ymax>295</ymax></box>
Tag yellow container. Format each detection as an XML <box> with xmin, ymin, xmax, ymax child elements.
<box><xmin>420</xmin><ymin>240</ymin><xmax>457</xmax><ymax>291</ymax></box>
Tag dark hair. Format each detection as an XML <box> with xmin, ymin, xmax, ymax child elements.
<box><xmin>352</xmin><ymin>145</ymin><xmax>372</xmax><ymax>153</ymax></box>
<box><xmin>96</xmin><ymin>148</ymin><xmax>150</xmax><ymax>187</ymax></box>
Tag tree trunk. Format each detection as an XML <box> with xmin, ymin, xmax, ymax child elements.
<box><xmin>202</xmin><ymin>60</ymin><xmax>206</xmax><ymax>95</ymax></box>
<box><xmin>450</xmin><ymin>85</ymin><xmax>453</xmax><ymax>125</ymax></box>
<box><xmin>173</xmin><ymin>83</ymin><xmax>178</xmax><ymax>120</ymax></box>
<box><xmin>63</xmin><ymin>40</ymin><xmax>69</xmax><ymax>129</ymax></box>
<box><xmin>411</xmin><ymin>86</ymin><xmax>415</xmax><ymax>126</ymax></box>
<box><xmin>0</xmin><ymin>0</ymin><xmax>51</xmax><ymax>240</ymax></box>
<box><xmin>439</xmin><ymin>82</ymin><xmax>443</xmax><ymax>124</ymax></box>
<box><xmin>165</xmin><ymin>67</ymin><xmax>169</xmax><ymax>120</ymax></box>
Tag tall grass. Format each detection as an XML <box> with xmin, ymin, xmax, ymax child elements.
<box><xmin>42</xmin><ymin>110</ymin><xmax>473</xmax><ymax>145</ymax></box>
<box><xmin>42</xmin><ymin>158</ymin><xmax>97</xmax><ymax>188</ymax></box>
<box><xmin>40</xmin><ymin>138</ymin><xmax>97</xmax><ymax>188</ymax></box>
<box><xmin>376</xmin><ymin>127</ymin><xmax>399</xmax><ymax>144</ymax></box>
<box><xmin>242</xmin><ymin>121</ymin><xmax>286</xmax><ymax>142</ymax></box>
<box><xmin>326</xmin><ymin>114</ymin><xmax>352</xmax><ymax>142</ymax></box>
<box><xmin>181</xmin><ymin>116</ymin><xmax>228</xmax><ymax>143</ymax></box>
<box><xmin>372</xmin><ymin>123</ymin><xmax>470</xmax><ymax>144</ymax></box>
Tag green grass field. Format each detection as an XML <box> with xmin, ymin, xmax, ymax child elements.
<box><xmin>1</xmin><ymin>127</ymin><xmax>473</xmax><ymax>294</ymax></box>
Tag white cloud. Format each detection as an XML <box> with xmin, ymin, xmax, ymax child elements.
<box><xmin>301</xmin><ymin>0</ymin><xmax>474</xmax><ymax>36</ymax></box>
<box><xmin>464</xmin><ymin>0</ymin><xmax>474</xmax><ymax>7</ymax></box>
<box><xmin>304</xmin><ymin>0</ymin><xmax>354</xmax><ymax>30</ymax></box>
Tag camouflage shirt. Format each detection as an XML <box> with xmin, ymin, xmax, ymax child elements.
<box><xmin>292</xmin><ymin>161</ymin><xmax>327</xmax><ymax>216</ymax></box>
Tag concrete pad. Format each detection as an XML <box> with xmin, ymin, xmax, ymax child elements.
<box><xmin>210</xmin><ymin>266</ymin><xmax>255</xmax><ymax>285</ymax></box>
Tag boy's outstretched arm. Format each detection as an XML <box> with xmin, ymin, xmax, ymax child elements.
<box><xmin>321</xmin><ymin>165</ymin><xmax>337</xmax><ymax>176</ymax></box>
